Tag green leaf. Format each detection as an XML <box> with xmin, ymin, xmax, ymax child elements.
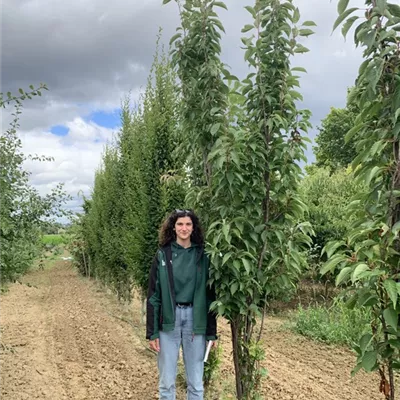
<box><xmin>322</xmin><ymin>240</ymin><xmax>345</xmax><ymax>258</ymax></box>
<box><xmin>359</xmin><ymin>333</ymin><xmax>373</xmax><ymax>355</ymax></box>
<box><xmin>365</xmin><ymin>166</ymin><xmax>382</xmax><ymax>186</ymax></box>
<box><xmin>336</xmin><ymin>266</ymin><xmax>352</xmax><ymax>285</ymax></box>
<box><xmin>359</xmin><ymin>294</ymin><xmax>378</xmax><ymax>307</ymax></box>
<box><xmin>345</xmin><ymin>122</ymin><xmax>364</xmax><ymax>143</ymax></box>
<box><xmin>383</xmin><ymin>279</ymin><xmax>398</xmax><ymax>309</ymax></box>
<box><xmin>333</xmin><ymin>8</ymin><xmax>359</xmax><ymax>32</ymax></box>
<box><xmin>211</xmin><ymin>18</ymin><xmax>225</xmax><ymax>33</ymax></box>
<box><xmin>291</xmin><ymin>67</ymin><xmax>307</xmax><ymax>73</ymax></box>
<box><xmin>388</xmin><ymin>338</ymin><xmax>400</xmax><ymax>349</ymax></box>
<box><xmin>244</xmin><ymin>5</ymin><xmax>256</xmax><ymax>18</ymax></box>
<box><xmin>376</xmin><ymin>0</ymin><xmax>387</xmax><ymax>15</ymax></box>
<box><xmin>210</xmin><ymin>123</ymin><xmax>221</xmax><ymax>135</ymax></box>
<box><xmin>299</xmin><ymin>29</ymin><xmax>314</xmax><ymax>37</ymax></box>
<box><xmin>213</xmin><ymin>1</ymin><xmax>228</xmax><ymax>10</ymax></box>
<box><xmin>162</xmin><ymin>0</ymin><xmax>172</xmax><ymax>4</ymax></box>
<box><xmin>222</xmin><ymin>252</ymin><xmax>231</xmax><ymax>266</ymax></box>
<box><xmin>320</xmin><ymin>254</ymin><xmax>347</xmax><ymax>275</ymax></box>
<box><xmin>294</xmin><ymin>44</ymin><xmax>310</xmax><ymax>53</ymax></box>
<box><xmin>361</xmin><ymin>350</ymin><xmax>377</xmax><ymax>371</ymax></box>
<box><xmin>242</xmin><ymin>259</ymin><xmax>251</xmax><ymax>274</ymax></box>
<box><xmin>337</xmin><ymin>0</ymin><xmax>350</xmax><ymax>15</ymax></box>
<box><xmin>222</xmin><ymin>223</ymin><xmax>229</xmax><ymax>241</ymax></box>
<box><xmin>169</xmin><ymin>33</ymin><xmax>181</xmax><ymax>45</ymax></box>
<box><xmin>293</xmin><ymin>7</ymin><xmax>300</xmax><ymax>23</ymax></box>
<box><xmin>392</xmin><ymin>81</ymin><xmax>400</xmax><ymax>115</ymax></box>
<box><xmin>230</xmin><ymin>282</ymin><xmax>238</xmax><ymax>295</ymax></box>
<box><xmin>351</xmin><ymin>363</ymin><xmax>362</xmax><ymax>377</ymax></box>
<box><xmin>352</xmin><ymin>263</ymin><xmax>369</xmax><ymax>283</ymax></box>
<box><xmin>366</xmin><ymin>59</ymin><xmax>385</xmax><ymax>95</ymax></box>
<box><xmin>241</xmin><ymin>24</ymin><xmax>254</xmax><ymax>33</ymax></box>
<box><xmin>341</xmin><ymin>16</ymin><xmax>359</xmax><ymax>39</ymax></box>
<box><xmin>302</xmin><ymin>20</ymin><xmax>317</xmax><ymax>27</ymax></box>
<box><xmin>388</xmin><ymin>3</ymin><xmax>400</xmax><ymax>18</ymax></box>
<box><xmin>383</xmin><ymin>307</ymin><xmax>398</xmax><ymax>330</ymax></box>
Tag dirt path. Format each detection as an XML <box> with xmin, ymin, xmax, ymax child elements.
<box><xmin>0</xmin><ymin>262</ymin><xmax>387</xmax><ymax>399</ymax></box>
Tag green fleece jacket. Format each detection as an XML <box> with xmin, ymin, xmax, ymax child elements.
<box><xmin>146</xmin><ymin>244</ymin><xmax>217</xmax><ymax>341</ymax></box>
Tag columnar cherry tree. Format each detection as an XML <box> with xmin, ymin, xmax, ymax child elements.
<box><xmin>166</xmin><ymin>0</ymin><xmax>314</xmax><ymax>398</ymax></box>
<box><xmin>321</xmin><ymin>1</ymin><xmax>400</xmax><ymax>399</ymax></box>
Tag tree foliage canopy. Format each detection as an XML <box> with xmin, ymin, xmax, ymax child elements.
<box><xmin>321</xmin><ymin>2</ymin><xmax>400</xmax><ymax>398</ymax></box>
<box><xmin>314</xmin><ymin>106</ymin><xmax>357</xmax><ymax>170</ymax></box>
<box><xmin>0</xmin><ymin>86</ymin><xmax>71</xmax><ymax>282</ymax></box>
<box><xmin>72</xmin><ymin>42</ymin><xmax>185</xmax><ymax>299</ymax></box>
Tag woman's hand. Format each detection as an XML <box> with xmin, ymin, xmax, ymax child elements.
<box><xmin>149</xmin><ymin>338</ymin><xmax>160</xmax><ymax>352</ymax></box>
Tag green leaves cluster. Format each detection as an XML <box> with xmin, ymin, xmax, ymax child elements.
<box><xmin>1</xmin><ymin>86</ymin><xmax>71</xmax><ymax>282</ymax></box>
<box><xmin>73</xmin><ymin>43</ymin><xmax>185</xmax><ymax>299</ymax></box>
<box><xmin>314</xmin><ymin>104</ymin><xmax>358</xmax><ymax>171</ymax></box>
<box><xmin>0</xmin><ymin>83</ymin><xmax>47</xmax><ymax>108</ymax></box>
<box><xmin>300</xmin><ymin>167</ymin><xmax>365</xmax><ymax>269</ymax></box>
<box><xmin>322</xmin><ymin>2</ymin><xmax>400</xmax><ymax>399</ymax></box>
<box><xmin>169</xmin><ymin>0</ymin><xmax>229</xmax><ymax>226</ymax></box>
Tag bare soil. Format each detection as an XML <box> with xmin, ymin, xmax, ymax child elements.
<box><xmin>0</xmin><ymin>262</ymin><xmax>388</xmax><ymax>399</ymax></box>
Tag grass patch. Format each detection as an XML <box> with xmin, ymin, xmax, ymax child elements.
<box><xmin>290</xmin><ymin>299</ymin><xmax>371</xmax><ymax>346</ymax></box>
<box><xmin>42</xmin><ymin>234</ymin><xmax>67</xmax><ymax>246</ymax></box>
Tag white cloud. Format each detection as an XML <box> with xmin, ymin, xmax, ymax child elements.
<box><xmin>20</xmin><ymin>118</ymin><xmax>116</xmax><ymax>210</ymax></box>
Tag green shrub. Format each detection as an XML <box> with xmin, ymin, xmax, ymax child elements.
<box><xmin>291</xmin><ymin>299</ymin><xmax>371</xmax><ymax>346</ymax></box>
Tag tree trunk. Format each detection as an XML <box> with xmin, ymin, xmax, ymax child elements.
<box><xmin>82</xmin><ymin>250</ymin><xmax>88</xmax><ymax>276</ymax></box>
<box><xmin>388</xmin><ymin>361</ymin><xmax>395</xmax><ymax>400</ymax></box>
<box><xmin>231</xmin><ymin>319</ymin><xmax>243</xmax><ymax>399</ymax></box>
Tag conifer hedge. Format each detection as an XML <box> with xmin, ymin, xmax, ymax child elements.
<box><xmin>76</xmin><ymin>44</ymin><xmax>185</xmax><ymax>300</ymax></box>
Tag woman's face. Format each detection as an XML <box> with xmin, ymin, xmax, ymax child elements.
<box><xmin>174</xmin><ymin>216</ymin><xmax>193</xmax><ymax>242</ymax></box>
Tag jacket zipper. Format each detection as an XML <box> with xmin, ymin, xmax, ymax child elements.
<box><xmin>163</xmin><ymin>250</ymin><xmax>175</xmax><ymax>321</ymax></box>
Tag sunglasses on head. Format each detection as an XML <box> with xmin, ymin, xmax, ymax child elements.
<box><xmin>175</xmin><ymin>209</ymin><xmax>192</xmax><ymax>214</ymax></box>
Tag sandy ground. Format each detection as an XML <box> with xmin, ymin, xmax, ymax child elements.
<box><xmin>0</xmin><ymin>262</ymin><xmax>389</xmax><ymax>399</ymax></box>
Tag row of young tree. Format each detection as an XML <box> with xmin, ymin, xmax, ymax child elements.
<box><xmin>72</xmin><ymin>43</ymin><xmax>186</xmax><ymax>301</ymax></box>
<box><xmin>68</xmin><ymin>0</ymin><xmax>400</xmax><ymax>399</ymax></box>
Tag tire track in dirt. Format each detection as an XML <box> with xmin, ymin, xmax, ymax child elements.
<box><xmin>259</xmin><ymin>324</ymin><xmax>381</xmax><ymax>400</ymax></box>
<box><xmin>1</xmin><ymin>262</ymin><xmax>158</xmax><ymax>400</ymax></box>
<box><xmin>213</xmin><ymin>315</ymin><xmax>388</xmax><ymax>400</ymax></box>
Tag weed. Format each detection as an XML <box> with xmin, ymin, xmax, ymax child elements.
<box><xmin>290</xmin><ymin>298</ymin><xmax>371</xmax><ymax>346</ymax></box>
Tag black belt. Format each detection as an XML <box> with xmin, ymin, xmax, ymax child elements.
<box><xmin>176</xmin><ymin>303</ymin><xmax>193</xmax><ymax>308</ymax></box>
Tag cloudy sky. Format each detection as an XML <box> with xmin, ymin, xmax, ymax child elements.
<box><xmin>2</xmin><ymin>0</ymin><xmax>365</xmax><ymax>217</ymax></box>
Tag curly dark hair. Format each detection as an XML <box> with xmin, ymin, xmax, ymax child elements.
<box><xmin>159</xmin><ymin>209</ymin><xmax>204</xmax><ymax>247</ymax></box>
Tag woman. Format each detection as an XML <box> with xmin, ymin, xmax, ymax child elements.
<box><xmin>146</xmin><ymin>209</ymin><xmax>217</xmax><ymax>400</ymax></box>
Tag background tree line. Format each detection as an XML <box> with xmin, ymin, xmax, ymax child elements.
<box><xmin>0</xmin><ymin>85</ymin><xmax>71</xmax><ymax>283</ymax></box>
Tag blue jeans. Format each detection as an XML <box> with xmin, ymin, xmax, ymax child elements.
<box><xmin>158</xmin><ymin>306</ymin><xmax>206</xmax><ymax>400</ymax></box>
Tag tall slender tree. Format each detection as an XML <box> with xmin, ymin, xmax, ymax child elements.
<box><xmin>167</xmin><ymin>1</ymin><xmax>313</xmax><ymax>398</ymax></box>
<box><xmin>321</xmin><ymin>1</ymin><xmax>400</xmax><ymax>399</ymax></box>
<box><xmin>78</xmin><ymin>38</ymin><xmax>185</xmax><ymax>302</ymax></box>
